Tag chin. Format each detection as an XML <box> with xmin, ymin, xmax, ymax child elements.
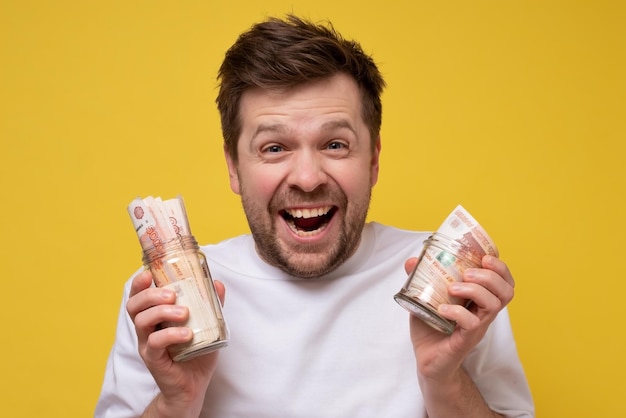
<box><xmin>280</xmin><ymin>253</ymin><xmax>343</xmax><ymax>278</ymax></box>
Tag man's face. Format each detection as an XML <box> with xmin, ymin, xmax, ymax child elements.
<box><xmin>225</xmin><ymin>73</ymin><xmax>381</xmax><ymax>278</ymax></box>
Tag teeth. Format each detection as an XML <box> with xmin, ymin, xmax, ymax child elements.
<box><xmin>286</xmin><ymin>206</ymin><xmax>331</xmax><ymax>219</ymax></box>
<box><xmin>286</xmin><ymin>220</ymin><xmax>329</xmax><ymax>236</ymax></box>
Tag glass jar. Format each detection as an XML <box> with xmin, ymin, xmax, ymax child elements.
<box><xmin>143</xmin><ymin>236</ymin><xmax>229</xmax><ymax>361</ymax></box>
<box><xmin>394</xmin><ymin>232</ymin><xmax>483</xmax><ymax>334</ymax></box>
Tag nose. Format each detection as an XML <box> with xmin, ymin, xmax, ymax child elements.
<box><xmin>286</xmin><ymin>149</ymin><xmax>328</xmax><ymax>192</ymax></box>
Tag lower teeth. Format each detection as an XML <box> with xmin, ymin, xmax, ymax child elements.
<box><xmin>288</xmin><ymin>221</ymin><xmax>327</xmax><ymax>237</ymax></box>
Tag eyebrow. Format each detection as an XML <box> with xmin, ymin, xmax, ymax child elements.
<box><xmin>251</xmin><ymin>119</ymin><xmax>356</xmax><ymax>141</ymax></box>
<box><xmin>320</xmin><ymin>119</ymin><xmax>356</xmax><ymax>135</ymax></box>
<box><xmin>251</xmin><ymin>124</ymin><xmax>287</xmax><ymax>141</ymax></box>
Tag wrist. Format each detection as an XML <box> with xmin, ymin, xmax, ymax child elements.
<box><xmin>417</xmin><ymin>368</ymin><xmax>498</xmax><ymax>418</ymax></box>
<box><xmin>418</xmin><ymin>367</ymin><xmax>464</xmax><ymax>400</ymax></box>
<box><xmin>143</xmin><ymin>392</ymin><xmax>204</xmax><ymax>418</ymax></box>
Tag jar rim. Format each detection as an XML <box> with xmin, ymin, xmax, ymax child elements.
<box><xmin>141</xmin><ymin>235</ymin><xmax>199</xmax><ymax>263</ymax></box>
<box><xmin>425</xmin><ymin>232</ymin><xmax>485</xmax><ymax>265</ymax></box>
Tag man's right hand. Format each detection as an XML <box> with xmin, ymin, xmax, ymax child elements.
<box><xmin>126</xmin><ymin>271</ymin><xmax>226</xmax><ymax>418</ymax></box>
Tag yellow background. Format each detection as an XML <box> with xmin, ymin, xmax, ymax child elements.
<box><xmin>1</xmin><ymin>1</ymin><xmax>624</xmax><ymax>416</ymax></box>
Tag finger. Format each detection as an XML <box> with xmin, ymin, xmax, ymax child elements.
<box><xmin>145</xmin><ymin>324</ymin><xmax>193</xmax><ymax>352</ymax></box>
<box><xmin>447</xmin><ymin>281</ymin><xmax>503</xmax><ymax>321</ymax></box>
<box><xmin>129</xmin><ymin>270</ymin><xmax>153</xmax><ymax>297</ymax></box>
<box><xmin>404</xmin><ymin>257</ymin><xmax>419</xmax><ymax>275</ymax></box>
<box><xmin>463</xmin><ymin>266</ymin><xmax>514</xmax><ymax>307</ymax></box>
<box><xmin>213</xmin><ymin>280</ymin><xmax>226</xmax><ymax>306</ymax></box>
<box><xmin>142</xmin><ymin>326</ymin><xmax>194</xmax><ymax>364</ymax></box>
<box><xmin>481</xmin><ymin>255</ymin><xmax>515</xmax><ymax>288</ymax></box>
<box><xmin>126</xmin><ymin>286</ymin><xmax>176</xmax><ymax>320</ymax></box>
<box><xmin>438</xmin><ymin>303</ymin><xmax>481</xmax><ymax>332</ymax></box>
<box><xmin>134</xmin><ymin>304</ymin><xmax>189</xmax><ymax>345</ymax></box>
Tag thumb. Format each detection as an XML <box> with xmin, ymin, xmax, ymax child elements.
<box><xmin>404</xmin><ymin>257</ymin><xmax>420</xmax><ymax>275</ymax></box>
<box><xmin>213</xmin><ymin>280</ymin><xmax>226</xmax><ymax>306</ymax></box>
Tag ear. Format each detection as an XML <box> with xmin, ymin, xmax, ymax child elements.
<box><xmin>224</xmin><ymin>144</ymin><xmax>241</xmax><ymax>195</ymax></box>
<box><xmin>370</xmin><ymin>135</ymin><xmax>382</xmax><ymax>187</ymax></box>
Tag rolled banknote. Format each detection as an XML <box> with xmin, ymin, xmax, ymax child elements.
<box><xmin>128</xmin><ymin>195</ymin><xmax>199</xmax><ymax>287</ymax></box>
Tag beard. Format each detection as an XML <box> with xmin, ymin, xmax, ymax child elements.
<box><xmin>240</xmin><ymin>182</ymin><xmax>372</xmax><ymax>279</ymax></box>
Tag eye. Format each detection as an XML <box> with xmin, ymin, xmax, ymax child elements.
<box><xmin>326</xmin><ymin>141</ymin><xmax>346</xmax><ymax>150</ymax></box>
<box><xmin>263</xmin><ymin>145</ymin><xmax>284</xmax><ymax>153</ymax></box>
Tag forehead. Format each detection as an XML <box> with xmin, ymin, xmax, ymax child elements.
<box><xmin>238</xmin><ymin>73</ymin><xmax>364</xmax><ymax>131</ymax></box>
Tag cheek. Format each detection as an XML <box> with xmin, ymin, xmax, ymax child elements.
<box><xmin>346</xmin><ymin>177</ymin><xmax>374</xmax><ymax>197</ymax></box>
<box><xmin>335</xmin><ymin>159</ymin><xmax>375</xmax><ymax>188</ymax></box>
<box><xmin>240</xmin><ymin>167</ymin><xmax>283</xmax><ymax>201</ymax></box>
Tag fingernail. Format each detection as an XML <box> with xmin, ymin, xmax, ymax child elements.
<box><xmin>465</xmin><ymin>269</ymin><xmax>477</xmax><ymax>278</ymax></box>
<box><xmin>177</xmin><ymin>327</ymin><xmax>192</xmax><ymax>338</ymax></box>
<box><xmin>161</xmin><ymin>289</ymin><xmax>174</xmax><ymax>299</ymax></box>
<box><xmin>171</xmin><ymin>305</ymin><xmax>186</xmax><ymax>316</ymax></box>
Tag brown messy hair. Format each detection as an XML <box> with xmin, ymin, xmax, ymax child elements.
<box><xmin>216</xmin><ymin>14</ymin><xmax>386</xmax><ymax>162</ymax></box>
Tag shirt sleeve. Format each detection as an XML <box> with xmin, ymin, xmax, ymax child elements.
<box><xmin>94</xmin><ymin>278</ymin><xmax>160</xmax><ymax>418</ymax></box>
<box><xmin>462</xmin><ymin>308</ymin><xmax>535</xmax><ymax>417</ymax></box>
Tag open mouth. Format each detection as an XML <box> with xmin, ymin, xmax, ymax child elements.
<box><xmin>280</xmin><ymin>206</ymin><xmax>337</xmax><ymax>236</ymax></box>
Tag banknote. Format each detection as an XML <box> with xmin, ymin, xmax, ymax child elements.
<box><xmin>127</xmin><ymin>195</ymin><xmax>198</xmax><ymax>286</ymax></box>
<box><xmin>436</xmin><ymin>204</ymin><xmax>499</xmax><ymax>259</ymax></box>
<box><xmin>129</xmin><ymin>196</ymin><xmax>190</xmax><ymax>248</ymax></box>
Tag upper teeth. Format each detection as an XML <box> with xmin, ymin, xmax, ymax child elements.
<box><xmin>286</xmin><ymin>206</ymin><xmax>331</xmax><ymax>219</ymax></box>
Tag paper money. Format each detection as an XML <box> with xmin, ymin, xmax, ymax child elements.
<box><xmin>436</xmin><ymin>205</ymin><xmax>499</xmax><ymax>259</ymax></box>
<box><xmin>127</xmin><ymin>195</ymin><xmax>199</xmax><ymax>287</ymax></box>
<box><xmin>128</xmin><ymin>195</ymin><xmax>191</xmax><ymax>253</ymax></box>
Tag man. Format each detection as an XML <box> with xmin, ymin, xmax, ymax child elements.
<box><xmin>95</xmin><ymin>15</ymin><xmax>534</xmax><ymax>417</ymax></box>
